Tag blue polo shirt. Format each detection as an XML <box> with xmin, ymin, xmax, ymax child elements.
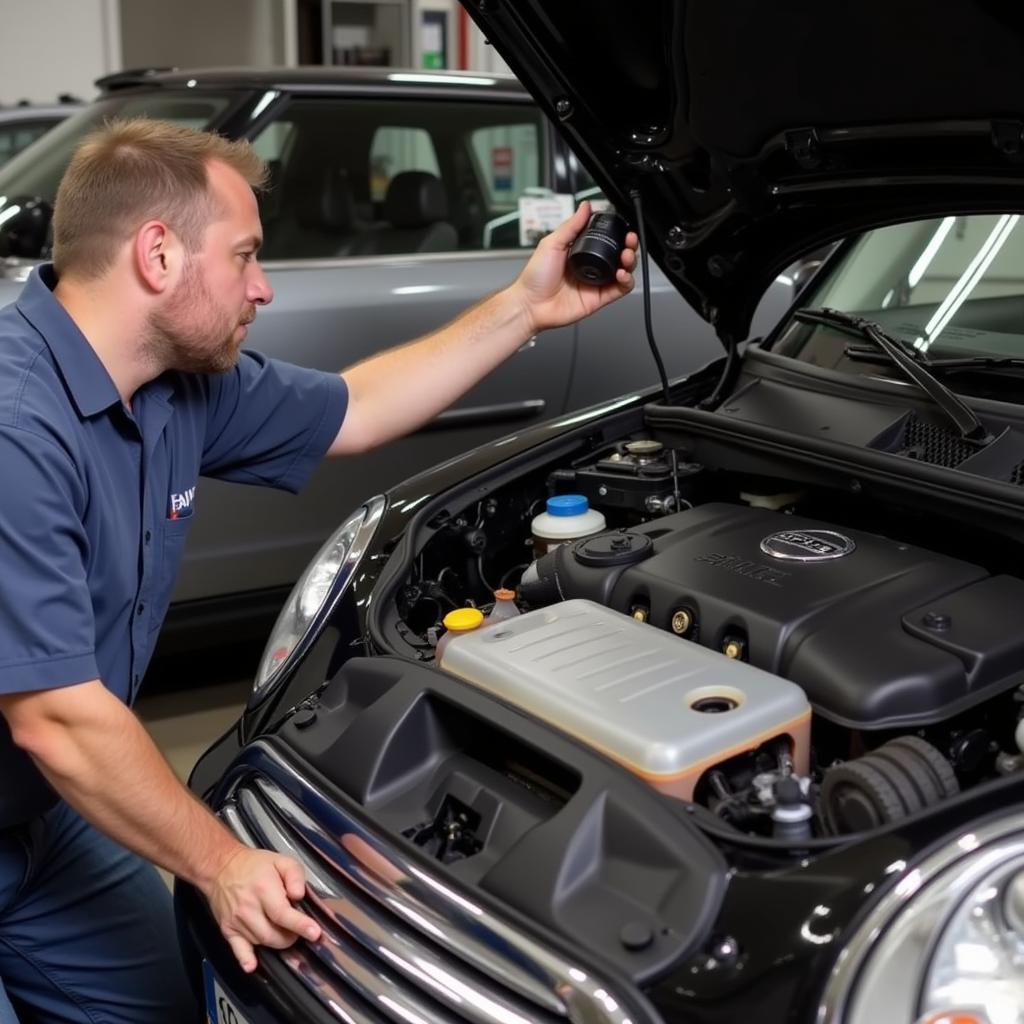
<box><xmin>0</xmin><ymin>265</ymin><xmax>347</xmax><ymax>826</ymax></box>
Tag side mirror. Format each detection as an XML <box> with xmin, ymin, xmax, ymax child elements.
<box><xmin>0</xmin><ymin>196</ymin><xmax>53</xmax><ymax>259</ymax></box>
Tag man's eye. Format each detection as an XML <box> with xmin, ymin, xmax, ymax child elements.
<box><xmin>238</xmin><ymin>251</ymin><xmax>254</xmax><ymax>263</ymax></box>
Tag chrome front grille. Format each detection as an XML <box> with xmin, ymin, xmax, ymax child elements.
<box><xmin>216</xmin><ymin>742</ymin><xmax>647</xmax><ymax>1024</ymax></box>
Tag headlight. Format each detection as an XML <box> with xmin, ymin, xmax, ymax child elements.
<box><xmin>819</xmin><ymin>811</ymin><xmax>1024</xmax><ymax>1024</ymax></box>
<box><xmin>250</xmin><ymin>495</ymin><xmax>385</xmax><ymax>706</ymax></box>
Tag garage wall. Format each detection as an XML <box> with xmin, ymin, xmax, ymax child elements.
<box><xmin>465</xmin><ymin>14</ymin><xmax>510</xmax><ymax>76</ymax></box>
<box><xmin>0</xmin><ymin>0</ymin><xmax>120</xmax><ymax>104</ymax></box>
<box><xmin>119</xmin><ymin>0</ymin><xmax>297</xmax><ymax>71</ymax></box>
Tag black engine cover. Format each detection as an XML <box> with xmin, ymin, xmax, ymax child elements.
<box><xmin>532</xmin><ymin>503</ymin><xmax>1024</xmax><ymax>729</ymax></box>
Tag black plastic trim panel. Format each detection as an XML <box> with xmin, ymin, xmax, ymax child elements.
<box><xmin>217</xmin><ymin>656</ymin><xmax>728</xmax><ymax>985</ymax></box>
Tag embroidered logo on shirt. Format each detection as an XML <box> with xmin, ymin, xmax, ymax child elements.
<box><xmin>168</xmin><ymin>486</ymin><xmax>196</xmax><ymax>520</ymax></box>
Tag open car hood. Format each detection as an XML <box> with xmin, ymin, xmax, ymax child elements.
<box><xmin>465</xmin><ymin>0</ymin><xmax>1024</xmax><ymax>343</ymax></box>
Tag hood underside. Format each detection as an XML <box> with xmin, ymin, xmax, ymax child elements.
<box><xmin>464</xmin><ymin>0</ymin><xmax>1024</xmax><ymax>342</ymax></box>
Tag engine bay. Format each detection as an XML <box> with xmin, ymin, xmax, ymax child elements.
<box><xmin>388</xmin><ymin>432</ymin><xmax>1024</xmax><ymax>843</ymax></box>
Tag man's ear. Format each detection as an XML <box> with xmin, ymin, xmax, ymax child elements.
<box><xmin>134</xmin><ymin>219</ymin><xmax>180</xmax><ymax>294</ymax></box>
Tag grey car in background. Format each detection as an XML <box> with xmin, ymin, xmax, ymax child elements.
<box><xmin>0</xmin><ymin>101</ymin><xmax>77</xmax><ymax>165</ymax></box>
<box><xmin>0</xmin><ymin>67</ymin><xmax>794</xmax><ymax>646</ymax></box>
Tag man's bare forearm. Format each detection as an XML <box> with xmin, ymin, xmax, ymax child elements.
<box><xmin>332</xmin><ymin>284</ymin><xmax>532</xmax><ymax>454</ymax></box>
<box><xmin>328</xmin><ymin>203</ymin><xmax>636</xmax><ymax>458</ymax></box>
<box><xmin>2</xmin><ymin>680</ymin><xmax>240</xmax><ymax>890</ymax></box>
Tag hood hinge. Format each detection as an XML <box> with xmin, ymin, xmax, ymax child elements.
<box><xmin>992</xmin><ymin>120</ymin><xmax>1024</xmax><ymax>160</ymax></box>
<box><xmin>786</xmin><ymin>127</ymin><xmax>822</xmax><ymax>169</ymax></box>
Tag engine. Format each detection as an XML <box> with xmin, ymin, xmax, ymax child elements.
<box><xmin>395</xmin><ymin>442</ymin><xmax>1024</xmax><ymax>840</ymax></box>
<box><xmin>517</xmin><ymin>502</ymin><xmax>1024</xmax><ymax>732</ymax></box>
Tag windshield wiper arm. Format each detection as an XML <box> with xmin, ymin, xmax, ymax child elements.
<box><xmin>844</xmin><ymin>342</ymin><xmax>1024</xmax><ymax>375</ymax></box>
<box><xmin>918</xmin><ymin>354</ymin><xmax>1024</xmax><ymax>373</ymax></box>
<box><xmin>794</xmin><ymin>307</ymin><xmax>993</xmax><ymax>444</ymax></box>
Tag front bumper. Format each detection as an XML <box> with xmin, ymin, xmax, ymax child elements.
<box><xmin>178</xmin><ymin>734</ymin><xmax>659</xmax><ymax>1024</ymax></box>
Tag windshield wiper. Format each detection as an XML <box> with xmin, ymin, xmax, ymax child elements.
<box><xmin>845</xmin><ymin>345</ymin><xmax>1024</xmax><ymax>376</ymax></box>
<box><xmin>794</xmin><ymin>307</ymin><xmax>993</xmax><ymax>444</ymax></box>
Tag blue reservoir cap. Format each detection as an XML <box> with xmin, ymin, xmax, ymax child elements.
<box><xmin>547</xmin><ymin>494</ymin><xmax>589</xmax><ymax>517</ymax></box>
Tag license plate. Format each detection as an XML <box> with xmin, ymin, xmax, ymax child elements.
<box><xmin>203</xmin><ymin>960</ymin><xmax>253</xmax><ymax>1024</ymax></box>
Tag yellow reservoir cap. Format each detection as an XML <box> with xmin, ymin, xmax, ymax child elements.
<box><xmin>443</xmin><ymin>608</ymin><xmax>484</xmax><ymax>632</ymax></box>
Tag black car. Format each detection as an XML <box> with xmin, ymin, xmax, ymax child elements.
<box><xmin>178</xmin><ymin>3</ymin><xmax>1024</xmax><ymax>1023</ymax></box>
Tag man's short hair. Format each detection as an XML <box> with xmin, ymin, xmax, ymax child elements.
<box><xmin>52</xmin><ymin>118</ymin><xmax>267</xmax><ymax>280</ymax></box>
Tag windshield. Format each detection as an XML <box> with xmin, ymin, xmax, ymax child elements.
<box><xmin>777</xmin><ymin>214</ymin><xmax>1024</xmax><ymax>368</ymax></box>
<box><xmin>0</xmin><ymin>90</ymin><xmax>236</xmax><ymax>259</ymax></box>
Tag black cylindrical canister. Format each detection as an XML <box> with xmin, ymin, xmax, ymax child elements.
<box><xmin>569</xmin><ymin>210</ymin><xmax>628</xmax><ymax>286</ymax></box>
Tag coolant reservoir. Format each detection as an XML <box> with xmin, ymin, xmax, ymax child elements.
<box><xmin>434</xmin><ymin>607</ymin><xmax>484</xmax><ymax>662</ymax></box>
<box><xmin>531</xmin><ymin>494</ymin><xmax>606</xmax><ymax>557</ymax></box>
<box><xmin>438</xmin><ymin>599</ymin><xmax>811</xmax><ymax>800</ymax></box>
<box><xmin>487</xmin><ymin>589</ymin><xmax>520</xmax><ymax>624</ymax></box>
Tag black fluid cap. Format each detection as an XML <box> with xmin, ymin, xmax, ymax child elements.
<box><xmin>775</xmin><ymin>776</ymin><xmax>804</xmax><ymax>806</ymax></box>
<box><xmin>574</xmin><ymin>530</ymin><xmax>653</xmax><ymax>567</ymax></box>
<box><xmin>293</xmin><ymin>708</ymin><xmax>318</xmax><ymax>730</ymax></box>
<box><xmin>619</xmin><ymin>921</ymin><xmax>654</xmax><ymax>951</ymax></box>
<box><xmin>569</xmin><ymin>211</ymin><xmax>629</xmax><ymax>286</ymax></box>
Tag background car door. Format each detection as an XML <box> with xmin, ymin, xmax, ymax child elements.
<box><xmin>172</xmin><ymin>93</ymin><xmax>574</xmax><ymax>603</ymax></box>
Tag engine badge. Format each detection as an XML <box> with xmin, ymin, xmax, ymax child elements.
<box><xmin>760</xmin><ymin>529</ymin><xmax>855</xmax><ymax>562</ymax></box>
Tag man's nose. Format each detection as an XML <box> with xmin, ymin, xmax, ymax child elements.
<box><xmin>248</xmin><ymin>264</ymin><xmax>273</xmax><ymax>306</ymax></box>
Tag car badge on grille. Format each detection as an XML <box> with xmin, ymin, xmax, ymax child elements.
<box><xmin>760</xmin><ymin>529</ymin><xmax>855</xmax><ymax>562</ymax></box>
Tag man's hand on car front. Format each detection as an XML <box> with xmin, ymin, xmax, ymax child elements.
<box><xmin>204</xmin><ymin>846</ymin><xmax>322</xmax><ymax>973</ymax></box>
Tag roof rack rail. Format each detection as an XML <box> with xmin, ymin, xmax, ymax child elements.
<box><xmin>94</xmin><ymin>67</ymin><xmax>177</xmax><ymax>91</ymax></box>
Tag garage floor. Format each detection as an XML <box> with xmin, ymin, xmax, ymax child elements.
<box><xmin>136</xmin><ymin>643</ymin><xmax>258</xmax><ymax>887</ymax></box>
<box><xmin>139</xmin><ymin>677</ymin><xmax>250</xmax><ymax>785</ymax></box>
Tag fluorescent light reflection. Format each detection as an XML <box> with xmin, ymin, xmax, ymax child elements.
<box><xmin>918</xmin><ymin>214</ymin><xmax>1019</xmax><ymax>351</ymax></box>
<box><xmin>250</xmin><ymin>89</ymin><xmax>279</xmax><ymax>120</ymax></box>
<box><xmin>384</xmin><ymin>897</ymin><xmax>445</xmax><ymax>940</ymax></box>
<box><xmin>406</xmin><ymin>864</ymin><xmax>483</xmax><ymax>916</ymax></box>
<box><xmin>0</xmin><ymin>205</ymin><xmax>22</xmax><ymax>229</ymax></box>
<box><xmin>895</xmin><ymin>867</ymin><xmax>923</xmax><ymax>899</ymax></box>
<box><xmin>392</xmin><ymin>284</ymin><xmax>444</xmax><ymax>295</ymax></box>
<box><xmin>389</xmin><ymin>73</ymin><xmax>496</xmax><ymax>86</ymax></box>
<box><xmin>557</xmin><ymin>394</ymin><xmax>639</xmax><ymax>428</ymax></box>
<box><xmin>908</xmin><ymin>216</ymin><xmax>956</xmax><ymax>287</ymax></box>
<box><xmin>378</xmin><ymin>994</ymin><xmax>428</xmax><ymax>1024</ymax></box>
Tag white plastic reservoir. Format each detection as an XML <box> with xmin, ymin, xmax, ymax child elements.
<box><xmin>531</xmin><ymin>494</ymin><xmax>606</xmax><ymax>556</ymax></box>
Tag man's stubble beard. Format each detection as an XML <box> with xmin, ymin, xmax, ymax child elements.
<box><xmin>145</xmin><ymin>258</ymin><xmax>254</xmax><ymax>375</ymax></box>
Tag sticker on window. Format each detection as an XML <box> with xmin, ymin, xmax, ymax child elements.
<box><xmin>518</xmin><ymin>193</ymin><xmax>574</xmax><ymax>247</ymax></box>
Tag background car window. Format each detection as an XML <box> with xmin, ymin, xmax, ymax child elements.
<box><xmin>253</xmin><ymin>97</ymin><xmax>547</xmax><ymax>260</ymax></box>
<box><xmin>0</xmin><ymin>121</ymin><xmax>54</xmax><ymax>165</ymax></box>
<box><xmin>250</xmin><ymin>120</ymin><xmax>297</xmax><ymax>163</ymax></box>
<box><xmin>369</xmin><ymin>126</ymin><xmax>440</xmax><ymax>202</ymax></box>
<box><xmin>0</xmin><ymin>93</ymin><xmax>232</xmax><ymax>212</ymax></box>
<box><xmin>469</xmin><ymin>123</ymin><xmax>540</xmax><ymax>210</ymax></box>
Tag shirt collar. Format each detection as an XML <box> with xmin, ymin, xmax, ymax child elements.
<box><xmin>16</xmin><ymin>264</ymin><xmax>173</xmax><ymax>417</ymax></box>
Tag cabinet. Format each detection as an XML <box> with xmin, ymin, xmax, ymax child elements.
<box><xmin>321</xmin><ymin>0</ymin><xmax>411</xmax><ymax>67</ymax></box>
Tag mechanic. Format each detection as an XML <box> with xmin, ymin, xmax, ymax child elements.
<box><xmin>0</xmin><ymin>118</ymin><xmax>636</xmax><ymax>1023</ymax></box>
